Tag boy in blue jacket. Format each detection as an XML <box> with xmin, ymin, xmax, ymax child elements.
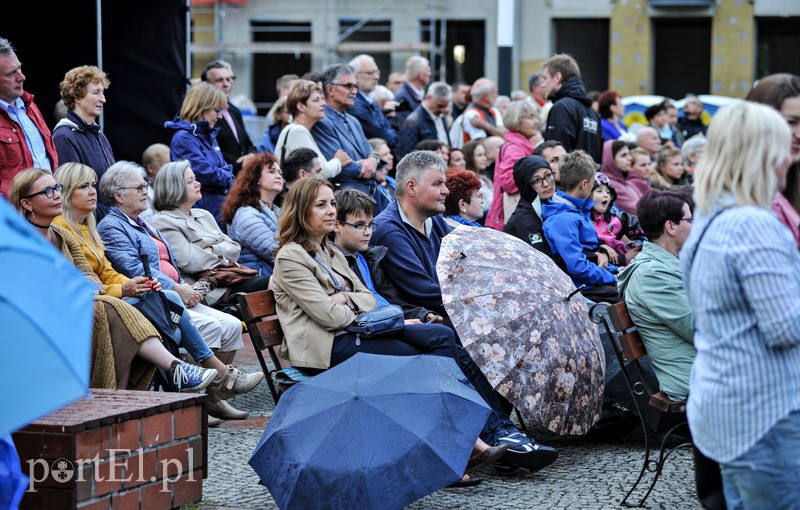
<box><xmin>542</xmin><ymin>150</ymin><xmax>620</xmax><ymax>303</ymax></box>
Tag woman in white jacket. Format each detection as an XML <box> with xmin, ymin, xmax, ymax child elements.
<box><xmin>274</xmin><ymin>80</ymin><xmax>351</xmax><ymax>179</ymax></box>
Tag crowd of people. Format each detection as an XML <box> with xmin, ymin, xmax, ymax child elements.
<box><xmin>2</xmin><ymin>30</ymin><xmax>800</xmax><ymax>505</ymax></box>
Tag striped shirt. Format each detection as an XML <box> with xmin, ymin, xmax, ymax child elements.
<box><xmin>680</xmin><ymin>198</ymin><xmax>800</xmax><ymax>463</ymax></box>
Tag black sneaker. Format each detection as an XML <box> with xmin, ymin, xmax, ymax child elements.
<box><xmin>492</xmin><ymin>432</ymin><xmax>558</xmax><ymax>474</ymax></box>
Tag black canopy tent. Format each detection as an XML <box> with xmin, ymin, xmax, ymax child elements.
<box><xmin>0</xmin><ymin>0</ymin><xmax>189</xmax><ymax>162</ymax></box>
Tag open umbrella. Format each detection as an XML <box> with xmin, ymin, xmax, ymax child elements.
<box><xmin>0</xmin><ymin>199</ymin><xmax>94</xmax><ymax>437</ymax></box>
<box><xmin>249</xmin><ymin>353</ymin><xmax>491</xmax><ymax>510</ymax></box>
<box><xmin>437</xmin><ymin>225</ymin><xmax>605</xmax><ymax>436</ymax></box>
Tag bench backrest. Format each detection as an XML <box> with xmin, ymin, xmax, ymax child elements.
<box><xmin>236</xmin><ymin>289</ymin><xmax>284</xmax><ymax>351</ymax></box>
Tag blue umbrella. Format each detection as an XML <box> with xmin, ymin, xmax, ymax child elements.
<box><xmin>0</xmin><ymin>199</ymin><xmax>94</xmax><ymax>437</ymax></box>
<box><xmin>249</xmin><ymin>353</ymin><xmax>491</xmax><ymax>510</ymax></box>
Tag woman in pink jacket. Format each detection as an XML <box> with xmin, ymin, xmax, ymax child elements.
<box><xmin>485</xmin><ymin>101</ymin><xmax>539</xmax><ymax>230</ymax></box>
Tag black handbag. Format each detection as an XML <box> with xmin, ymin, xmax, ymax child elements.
<box><xmin>312</xmin><ymin>256</ymin><xmax>405</xmax><ymax>345</ymax></box>
<box><xmin>346</xmin><ymin>305</ymin><xmax>405</xmax><ymax>344</ymax></box>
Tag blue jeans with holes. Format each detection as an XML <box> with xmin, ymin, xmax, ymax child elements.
<box><xmin>720</xmin><ymin>410</ymin><xmax>800</xmax><ymax>510</ymax></box>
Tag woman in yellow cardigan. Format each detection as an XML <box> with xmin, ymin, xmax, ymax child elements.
<box><xmin>9</xmin><ymin>167</ymin><xmax>217</xmax><ymax>391</ymax></box>
<box><xmin>52</xmin><ymin>163</ymin><xmax>257</xmax><ymax>416</ymax></box>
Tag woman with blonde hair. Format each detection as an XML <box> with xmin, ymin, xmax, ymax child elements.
<box><xmin>53</xmin><ymin>162</ymin><xmax>244</xmax><ymax>413</ymax></box>
<box><xmin>681</xmin><ymin>101</ymin><xmax>800</xmax><ymax>509</ymax></box>
<box><xmin>165</xmin><ymin>81</ymin><xmax>234</xmax><ymax>229</ymax></box>
<box><xmin>274</xmin><ymin>79</ymin><xmax>351</xmax><ymax>178</ymax></box>
<box><xmin>10</xmin><ymin>167</ymin><xmax>217</xmax><ymax>392</ymax></box>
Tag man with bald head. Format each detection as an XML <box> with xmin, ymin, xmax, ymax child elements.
<box><xmin>347</xmin><ymin>54</ymin><xmax>398</xmax><ymax>150</ymax></box>
<box><xmin>636</xmin><ymin>126</ymin><xmax>662</xmax><ymax>160</ymax></box>
<box><xmin>393</xmin><ymin>56</ymin><xmax>432</xmax><ymax>129</ymax></box>
<box><xmin>482</xmin><ymin>135</ymin><xmax>505</xmax><ymax>181</ymax></box>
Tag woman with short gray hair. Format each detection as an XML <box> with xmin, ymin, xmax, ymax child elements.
<box><xmin>483</xmin><ymin>100</ymin><xmax>541</xmax><ymax>230</ymax></box>
<box><xmin>150</xmin><ymin>161</ymin><xmax>271</xmax><ymax>308</ymax></box>
<box><xmin>98</xmin><ymin>160</ymin><xmax>264</xmax><ymax>421</ymax></box>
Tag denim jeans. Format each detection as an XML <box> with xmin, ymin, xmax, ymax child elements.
<box><xmin>720</xmin><ymin>410</ymin><xmax>800</xmax><ymax>510</ymax></box>
<box><xmin>125</xmin><ymin>290</ymin><xmax>214</xmax><ymax>363</ymax></box>
<box><xmin>455</xmin><ymin>346</ymin><xmax>516</xmax><ymax>445</ymax></box>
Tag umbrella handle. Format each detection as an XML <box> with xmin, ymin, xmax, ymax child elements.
<box><xmin>565</xmin><ymin>285</ymin><xmax>586</xmax><ymax>301</ymax></box>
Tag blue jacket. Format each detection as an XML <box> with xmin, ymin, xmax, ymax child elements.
<box><xmin>97</xmin><ymin>206</ymin><xmax>183</xmax><ymax>290</ymax></box>
<box><xmin>311</xmin><ymin>105</ymin><xmax>388</xmax><ymax>213</ymax></box>
<box><xmin>347</xmin><ymin>92</ymin><xmax>398</xmax><ymax>149</ymax></box>
<box><xmin>392</xmin><ymin>82</ymin><xmax>423</xmax><ymax>132</ymax></box>
<box><xmin>227</xmin><ymin>201</ymin><xmax>280</xmax><ymax>277</ymax></box>
<box><xmin>165</xmin><ymin>117</ymin><xmax>235</xmax><ymax>225</ymax></box>
<box><xmin>370</xmin><ymin>200</ymin><xmax>452</xmax><ymax>315</ymax></box>
<box><xmin>542</xmin><ymin>189</ymin><xmax>617</xmax><ymax>288</ymax></box>
<box><xmin>399</xmin><ymin>104</ymin><xmax>450</xmax><ymax>159</ymax></box>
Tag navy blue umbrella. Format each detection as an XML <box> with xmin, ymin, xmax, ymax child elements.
<box><xmin>249</xmin><ymin>353</ymin><xmax>491</xmax><ymax>510</ymax></box>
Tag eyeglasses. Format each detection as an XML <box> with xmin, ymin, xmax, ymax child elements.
<box><xmin>531</xmin><ymin>172</ymin><xmax>555</xmax><ymax>188</ymax></box>
<box><xmin>334</xmin><ymin>82</ymin><xmax>359</xmax><ymax>91</ymax></box>
<box><xmin>213</xmin><ymin>76</ymin><xmax>236</xmax><ymax>83</ymax></box>
<box><xmin>120</xmin><ymin>183</ymin><xmax>149</xmax><ymax>194</ymax></box>
<box><xmin>23</xmin><ymin>184</ymin><xmax>63</xmax><ymax>199</ymax></box>
<box><xmin>342</xmin><ymin>221</ymin><xmax>376</xmax><ymax>233</ymax></box>
<box><xmin>679</xmin><ymin>216</ymin><xmax>693</xmax><ymax>224</ymax></box>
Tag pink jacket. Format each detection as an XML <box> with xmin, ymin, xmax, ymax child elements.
<box><xmin>592</xmin><ymin>212</ymin><xmax>629</xmax><ymax>254</ymax></box>
<box><xmin>772</xmin><ymin>193</ymin><xmax>800</xmax><ymax>250</ymax></box>
<box><xmin>485</xmin><ymin>131</ymin><xmax>534</xmax><ymax>230</ymax></box>
<box><xmin>599</xmin><ymin>140</ymin><xmax>650</xmax><ymax>215</ymax></box>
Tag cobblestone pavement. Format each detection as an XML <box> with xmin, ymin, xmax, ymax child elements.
<box><xmin>198</xmin><ymin>341</ymin><xmax>704</xmax><ymax>510</ymax></box>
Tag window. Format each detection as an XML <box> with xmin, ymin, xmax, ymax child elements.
<box><xmin>553</xmin><ymin>19</ymin><xmax>610</xmax><ymax>94</ymax></box>
<box><xmin>251</xmin><ymin>21</ymin><xmax>312</xmax><ymax>115</ymax></box>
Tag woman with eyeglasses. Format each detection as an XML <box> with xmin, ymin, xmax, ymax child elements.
<box><xmin>503</xmin><ymin>156</ymin><xmax>557</xmax><ymax>261</ymax></box>
<box><xmin>443</xmin><ymin>168</ymin><xmax>485</xmax><ymax>228</ymax></box>
<box><xmin>9</xmin><ymin>167</ymin><xmax>218</xmax><ymax>392</ymax></box>
<box><xmin>52</xmin><ymin>162</ymin><xmax>257</xmax><ymax>421</ymax></box>
<box><xmin>97</xmin><ymin>160</ymin><xmax>264</xmax><ymax>420</ymax></box>
<box><xmin>165</xmin><ymin>81</ymin><xmax>235</xmax><ymax>230</ymax></box>
<box><xmin>220</xmin><ymin>152</ymin><xmax>283</xmax><ymax>277</ymax></box>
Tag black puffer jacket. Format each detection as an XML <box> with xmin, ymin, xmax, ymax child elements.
<box><xmin>544</xmin><ymin>79</ymin><xmax>604</xmax><ymax>163</ymax></box>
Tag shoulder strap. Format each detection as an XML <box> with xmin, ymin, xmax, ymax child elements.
<box><xmin>279</xmin><ymin>125</ymin><xmax>294</xmax><ymax>167</ymax></box>
<box><xmin>312</xmin><ymin>256</ymin><xmax>342</xmax><ymax>292</ymax></box>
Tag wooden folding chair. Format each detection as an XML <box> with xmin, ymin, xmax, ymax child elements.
<box><xmin>589</xmin><ymin>301</ymin><xmax>692</xmax><ymax>508</ymax></box>
<box><xmin>233</xmin><ymin>290</ymin><xmax>284</xmax><ymax>404</ymax></box>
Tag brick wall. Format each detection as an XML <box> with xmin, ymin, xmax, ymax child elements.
<box><xmin>12</xmin><ymin>389</ymin><xmax>207</xmax><ymax>509</ymax></box>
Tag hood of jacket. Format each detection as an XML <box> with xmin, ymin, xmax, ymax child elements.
<box><xmin>551</xmin><ymin>79</ymin><xmax>593</xmax><ymax>107</ymax></box>
<box><xmin>55</xmin><ymin>110</ymin><xmax>101</xmax><ymax>135</ymax></box>
<box><xmin>163</xmin><ymin>117</ymin><xmax>219</xmax><ymax>137</ymax></box>
<box><xmin>542</xmin><ymin>189</ymin><xmax>595</xmax><ymax>220</ymax></box>
<box><xmin>513</xmin><ymin>155</ymin><xmax>550</xmax><ymax>204</ymax></box>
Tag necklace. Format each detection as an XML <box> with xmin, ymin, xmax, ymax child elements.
<box><xmin>26</xmin><ymin>217</ymin><xmax>51</xmax><ymax>229</ymax></box>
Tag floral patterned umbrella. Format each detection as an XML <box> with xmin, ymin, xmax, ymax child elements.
<box><xmin>437</xmin><ymin>225</ymin><xmax>605</xmax><ymax>435</ymax></box>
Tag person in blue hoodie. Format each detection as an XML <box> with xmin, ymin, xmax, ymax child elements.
<box><xmin>164</xmin><ymin>82</ymin><xmax>235</xmax><ymax>231</ymax></box>
<box><xmin>542</xmin><ymin>150</ymin><xmax>620</xmax><ymax>303</ymax></box>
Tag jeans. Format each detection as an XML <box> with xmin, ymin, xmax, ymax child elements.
<box><xmin>720</xmin><ymin>410</ymin><xmax>800</xmax><ymax>510</ymax></box>
<box><xmin>330</xmin><ymin>323</ymin><xmax>457</xmax><ymax>367</ymax></box>
<box><xmin>126</xmin><ymin>290</ymin><xmax>214</xmax><ymax>363</ymax></box>
<box><xmin>455</xmin><ymin>346</ymin><xmax>516</xmax><ymax>445</ymax></box>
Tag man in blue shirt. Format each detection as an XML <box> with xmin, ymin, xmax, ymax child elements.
<box><xmin>0</xmin><ymin>37</ymin><xmax>57</xmax><ymax>197</ymax></box>
<box><xmin>311</xmin><ymin>63</ymin><xmax>388</xmax><ymax>213</ymax></box>
<box><xmin>370</xmin><ymin>151</ymin><xmax>558</xmax><ymax>475</ymax></box>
